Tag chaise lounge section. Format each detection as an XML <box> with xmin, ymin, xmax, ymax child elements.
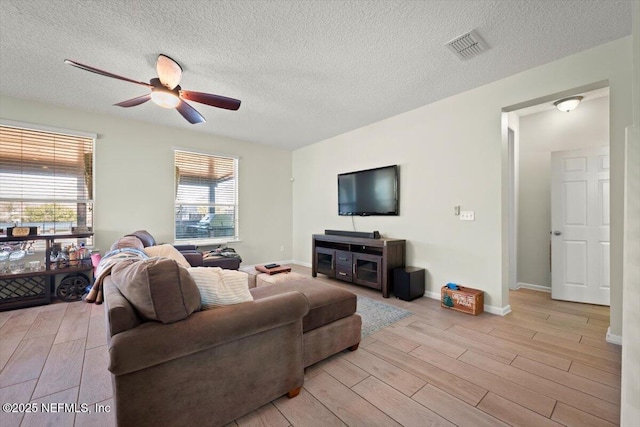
<box><xmin>251</xmin><ymin>278</ymin><xmax>361</xmax><ymax>367</ymax></box>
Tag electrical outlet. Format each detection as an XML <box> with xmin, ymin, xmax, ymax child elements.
<box><xmin>280</xmin><ymin>245</ymin><xmax>285</xmax><ymax>252</ymax></box>
<box><xmin>460</xmin><ymin>211</ymin><xmax>475</xmax><ymax>221</ymax></box>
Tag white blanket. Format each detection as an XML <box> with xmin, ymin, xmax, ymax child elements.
<box><xmin>187</xmin><ymin>267</ymin><xmax>253</xmax><ymax>308</ymax></box>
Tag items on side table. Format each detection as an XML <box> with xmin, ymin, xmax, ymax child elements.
<box><xmin>0</xmin><ymin>232</ymin><xmax>94</xmax><ymax>311</ymax></box>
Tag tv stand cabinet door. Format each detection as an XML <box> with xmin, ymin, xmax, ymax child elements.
<box><xmin>352</xmin><ymin>253</ymin><xmax>382</xmax><ymax>290</ymax></box>
<box><xmin>315</xmin><ymin>247</ymin><xmax>336</xmax><ymax>278</ymax></box>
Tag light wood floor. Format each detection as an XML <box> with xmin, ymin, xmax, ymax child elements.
<box><xmin>0</xmin><ymin>266</ymin><xmax>621</xmax><ymax>427</ymax></box>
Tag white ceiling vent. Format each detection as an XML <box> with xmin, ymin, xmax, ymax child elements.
<box><xmin>445</xmin><ymin>30</ymin><xmax>488</xmax><ymax>61</ymax></box>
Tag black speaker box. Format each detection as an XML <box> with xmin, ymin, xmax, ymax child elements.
<box><xmin>393</xmin><ymin>267</ymin><xmax>425</xmax><ymax>301</ymax></box>
<box><xmin>325</xmin><ymin>230</ymin><xmax>380</xmax><ymax>239</ymax></box>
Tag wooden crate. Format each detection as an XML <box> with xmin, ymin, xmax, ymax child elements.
<box><xmin>441</xmin><ymin>285</ymin><xmax>484</xmax><ymax>315</ymax></box>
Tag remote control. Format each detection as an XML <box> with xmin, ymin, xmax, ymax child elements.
<box><xmin>264</xmin><ymin>263</ymin><xmax>279</xmax><ymax>269</ymax></box>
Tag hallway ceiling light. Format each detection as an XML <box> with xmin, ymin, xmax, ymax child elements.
<box><xmin>554</xmin><ymin>96</ymin><xmax>583</xmax><ymax>112</ymax></box>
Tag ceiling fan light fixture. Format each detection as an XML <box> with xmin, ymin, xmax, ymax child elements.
<box><xmin>151</xmin><ymin>89</ymin><xmax>180</xmax><ymax>108</ymax></box>
<box><xmin>554</xmin><ymin>96</ymin><xmax>583</xmax><ymax>112</ymax></box>
<box><xmin>66</xmin><ymin>55</ymin><xmax>240</xmax><ymax>124</ymax></box>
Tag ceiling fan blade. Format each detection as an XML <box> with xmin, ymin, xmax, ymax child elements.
<box><xmin>114</xmin><ymin>94</ymin><xmax>151</xmax><ymax>107</ymax></box>
<box><xmin>157</xmin><ymin>54</ymin><xmax>182</xmax><ymax>90</ymax></box>
<box><xmin>176</xmin><ymin>101</ymin><xmax>206</xmax><ymax>124</ymax></box>
<box><xmin>64</xmin><ymin>59</ymin><xmax>152</xmax><ymax>88</ymax></box>
<box><xmin>180</xmin><ymin>90</ymin><xmax>241</xmax><ymax>111</ymax></box>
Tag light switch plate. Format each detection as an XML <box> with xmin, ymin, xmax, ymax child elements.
<box><xmin>460</xmin><ymin>211</ymin><xmax>475</xmax><ymax>221</ymax></box>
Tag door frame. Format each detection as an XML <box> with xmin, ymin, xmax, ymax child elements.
<box><xmin>508</xmin><ymin>127</ymin><xmax>518</xmax><ymax>291</ymax></box>
<box><xmin>500</xmin><ymin>80</ymin><xmax>610</xmax><ymax>315</ymax></box>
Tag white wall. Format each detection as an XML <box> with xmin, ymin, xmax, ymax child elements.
<box><xmin>517</xmin><ymin>96</ymin><xmax>609</xmax><ymax>288</ymax></box>
<box><xmin>0</xmin><ymin>95</ymin><xmax>293</xmax><ymax>266</ymax></box>
<box><xmin>293</xmin><ymin>37</ymin><xmax>632</xmax><ymax>318</ymax></box>
<box><xmin>621</xmin><ymin>1</ymin><xmax>640</xmax><ymax>423</ymax></box>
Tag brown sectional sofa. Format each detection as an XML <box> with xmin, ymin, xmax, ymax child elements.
<box><xmin>103</xmin><ymin>231</ymin><xmax>361</xmax><ymax>426</ymax></box>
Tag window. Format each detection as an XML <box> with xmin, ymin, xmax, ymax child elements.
<box><xmin>0</xmin><ymin>124</ymin><xmax>94</xmax><ymax>239</ymax></box>
<box><xmin>174</xmin><ymin>149</ymin><xmax>238</xmax><ymax>242</ymax></box>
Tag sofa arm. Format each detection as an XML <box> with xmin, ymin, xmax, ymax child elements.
<box><xmin>181</xmin><ymin>251</ymin><xmax>203</xmax><ymax>267</ymax></box>
<box><xmin>172</xmin><ymin>245</ymin><xmax>203</xmax><ymax>266</ymax></box>
<box><xmin>108</xmin><ymin>291</ymin><xmax>309</xmax><ymax>376</ymax></box>
<box><xmin>103</xmin><ymin>278</ymin><xmax>141</xmax><ymax>337</ymax></box>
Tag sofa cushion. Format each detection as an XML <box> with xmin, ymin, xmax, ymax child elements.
<box><xmin>110</xmin><ymin>235</ymin><xmax>145</xmax><ymax>252</ymax></box>
<box><xmin>125</xmin><ymin>230</ymin><xmax>156</xmax><ymax>247</ymax></box>
<box><xmin>143</xmin><ymin>244</ymin><xmax>191</xmax><ymax>268</ymax></box>
<box><xmin>110</xmin><ymin>258</ymin><xmax>201</xmax><ymax>324</ymax></box>
<box><xmin>187</xmin><ymin>267</ymin><xmax>253</xmax><ymax>308</ymax></box>
<box><xmin>250</xmin><ymin>279</ymin><xmax>356</xmax><ymax>332</ymax></box>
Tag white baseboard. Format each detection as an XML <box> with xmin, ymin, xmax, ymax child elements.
<box><xmin>486</xmin><ymin>304</ymin><xmax>512</xmax><ymax>316</ymax></box>
<box><xmin>292</xmin><ymin>260</ymin><xmax>312</xmax><ymax>268</ymax></box>
<box><xmin>606</xmin><ymin>327</ymin><xmax>622</xmax><ymax>345</ymax></box>
<box><xmin>286</xmin><ymin>267</ymin><xmax>512</xmax><ymax>316</ymax></box>
<box><xmin>516</xmin><ymin>282</ymin><xmax>551</xmax><ymax>293</ymax></box>
<box><xmin>423</xmin><ymin>291</ymin><xmax>511</xmax><ymax>316</ymax></box>
<box><xmin>425</xmin><ymin>290</ymin><xmax>440</xmax><ymax>300</ymax></box>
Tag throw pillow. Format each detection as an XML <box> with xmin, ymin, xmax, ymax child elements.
<box><xmin>110</xmin><ymin>258</ymin><xmax>201</xmax><ymax>324</ymax></box>
<box><xmin>187</xmin><ymin>267</ymin><xmax>253</xmax><ymax>309</ymax></box>
<box><xmin>143</xmin><ymin>244</ymin><xmax>191</xmax><ymax>268</ymax></box>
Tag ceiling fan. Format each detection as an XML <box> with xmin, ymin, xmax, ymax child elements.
<box><xmin>64</xmin><ymin>54</ymin><xmax>241</xmax><ymax>124</ymax></box>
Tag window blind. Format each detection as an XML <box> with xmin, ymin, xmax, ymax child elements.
<box><xmin>174</xmin><ymin>149</ymin><xmax>238</xmax><ymax>241</ymax></box>
<box><xmin>0</xmin><ymin>125</ymin><xmax>94</xmax><ymax>236</ymax></box>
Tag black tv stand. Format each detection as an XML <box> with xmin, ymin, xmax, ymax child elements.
<box><xmin>312</xmin><ymin>234</ymin><xmax>405</xmax><ymax>298</ymax></box>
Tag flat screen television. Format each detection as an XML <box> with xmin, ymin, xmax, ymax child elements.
<box><xmin>338</xmin><ymin>165</ymin><xmax>399</xmax><ymax>216</ymax></box>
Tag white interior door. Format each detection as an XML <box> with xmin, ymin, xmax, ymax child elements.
<box><xmin>551</xmin><ymin>147</ymin><xmax>610</xmax><ymax>305</ymax></box>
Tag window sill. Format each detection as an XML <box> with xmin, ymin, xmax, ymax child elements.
<box><xmin>173</xmin><ymin>238</ymin><xmax>241</xmax><ymax>247</ymax></box>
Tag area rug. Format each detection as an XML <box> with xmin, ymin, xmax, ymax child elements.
<box><xmin>356</xmin><ymin>295</ymin><xmax>413</xmax><ymax>338</ymax></box>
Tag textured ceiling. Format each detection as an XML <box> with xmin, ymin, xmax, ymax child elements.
<box><xmin>0</xmin><ymin>1</ymin><xmax>633</xmax><ymax>149</ymax></box>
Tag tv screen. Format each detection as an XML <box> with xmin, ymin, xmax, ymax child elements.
<box><xmin>338</xmin><ymin>165</ymin><xmax>398</xmax><ymax>216</ymax></box>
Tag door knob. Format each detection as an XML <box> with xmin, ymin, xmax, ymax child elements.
<box><xmin>553</xmin><ymin>230</ymin><xmax>562</xmax><ymax>236</ymax></box>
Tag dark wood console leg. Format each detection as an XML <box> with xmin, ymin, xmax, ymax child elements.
<box><xmin>287</xmin><ymin>387</ymin><xmax>302</xmax><ymax>398</ymax></box>
<box><xmin>349</xmin><ymin>343</ymin><xmax>360</xmax><ymax>351</ymax></box>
